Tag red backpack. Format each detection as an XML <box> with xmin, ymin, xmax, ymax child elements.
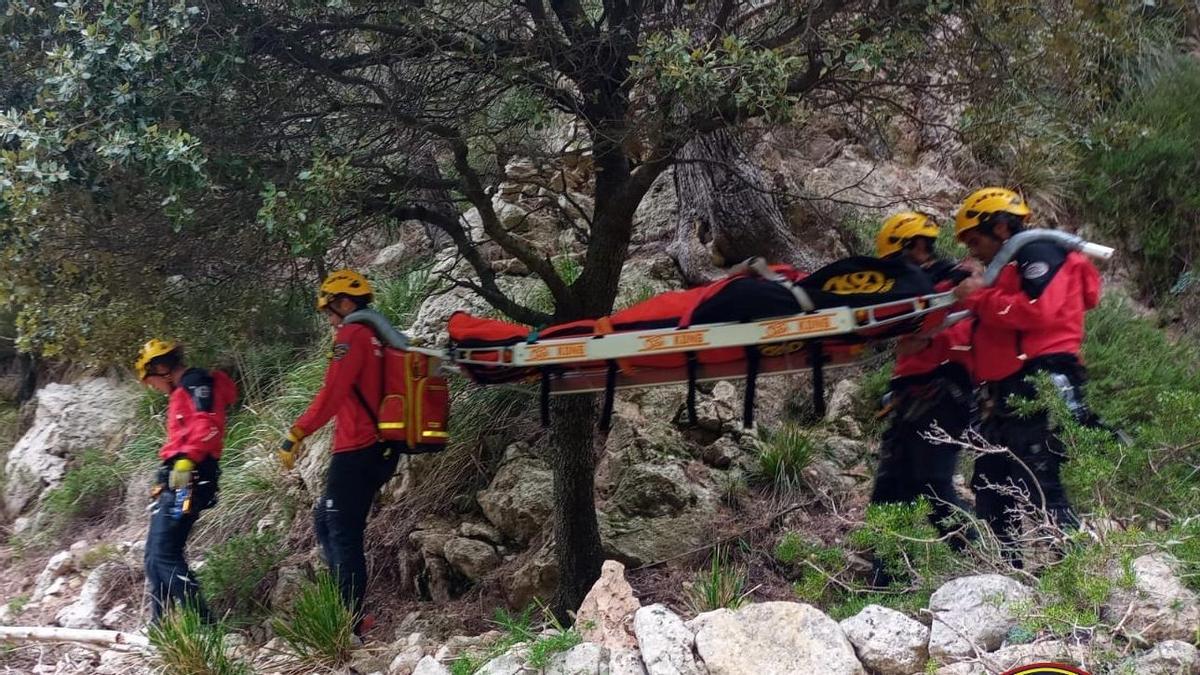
<box><xmin>346</xmin><ymin>310</ymin><xmax>450</xmax><ymax>454</ymax></box>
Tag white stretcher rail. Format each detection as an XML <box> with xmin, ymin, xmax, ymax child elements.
<box><xmin>451</xmin><ymin>291</ymin><xmax>957</xmax><ymax>368</ymax></box>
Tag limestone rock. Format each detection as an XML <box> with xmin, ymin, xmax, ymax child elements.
<box><xmin>507</xmin><ymin>539</ymin><xmax>559</xmax><ymax>609</ymax></box>
<box><xmin>576</xmin><ymin>560</ymin><xmax>641</xmax><ymax>650</ymax></box>
<box><xmin>4</xmin><ymin>378</ymin><xmax>138</xmax><ymax>516</ymax></box>
<box><xmin>839</xmin><ymin>604</ymin><xmax>929</xmax><ymax>674</ymax></box>
<box><xmin>633</xmin><ymin>604</ymin><xmax>704</xmax><ymax>675</ymax></box>
<box><xmin>443</xmin><ymin>537</ymin><xmax>500</xmax><ymax>582</ymax></box>
<box><xmin>1104</xmin><ymin>553</ymin><xmax>1200</xmax><ymax>644</ymax></box>
<box><xmin>609</xmin><ymin>648</ymin><xmax>649</xmax><ymax>675</ymax></box>
<box><xmin>688</xmin><ymin>602</ymin><xmax>864</xmax><ymax>675</ymax></box>
<box><xmin>933</xmin><ymin>640</ymin><xmax>1084</xmax><ymax>675</ymax></box>
<box><xmin>610</xmin><ymin>463</ymin><xmax>694</xmax><ymax>518</ymax></box>
<box><xmin>824</xmin><ymin>379</ymin><xmax>861</xmax><ymax>422</ymax></box>
<box><xmin>33</xmin><ymin>550</ymin><xmax>75</xmax><ymax>602</ymax></box>
<box><xmin>388</xmin><ymin>646</ymin><xmax>427</xmax><ymax>675</ymax></box>
<box><xmin>412</xmin><ymin>655</ymin><xmax>451</xmax><ymax>675</ymax></box>
<box><xmin>477</xmin><ymin>456</ymin><xmax>554</xmax><ymax>544</ymax></box>
<box><xmin>927</xmin><ymin>575</ymin><xmax>1033</xmax><ymax>663</ymax></box>
<box><xmin>545</xmin><ymin>642</ymin><xmax>608</xmax><ymax>675</ymax></box>
<box><xmin>1127</xmin><ymin>639</ymin><xmax>1200</xmax><ymax>675</ymax></box>
<box><xmin>55</xmin><ymin>562</ymin><xmax>125</xmax><ymax>629</ymax></box>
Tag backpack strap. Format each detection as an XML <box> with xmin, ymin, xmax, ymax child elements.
<box><xmin>685</xmin><ymin>352</ymin><xmax>699</xmax><ymax>425</ymax></box>
<box><xmin>539</xmin><ymin>369</ymin><xmax>552</xmax><ymax>428</ymax></box>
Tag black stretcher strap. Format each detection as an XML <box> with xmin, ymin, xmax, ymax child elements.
<box><xmin>539</xmin><ymin>369</ymin><xmax>552</xmax><ymax>428</ymax></box>
<box><xmin>808</xmin><ymin>341</ymin><xmax>827</xmax><ymax>418</ymax></box>
<box><xmin>600</xmin><ymin>360</ymin><xmax>619</xmax><ymax>431</ymax></box>
<box><xmin>743</xmin><ymin>347</ymin><xmax>761</xmax><ymax>428</ymax></box>
<box><xmin>686</xmin><ymin>352</ymin><xmax>699</xmax><ymax>425</ymax></box>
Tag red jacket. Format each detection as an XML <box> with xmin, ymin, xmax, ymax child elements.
<box><xmin>159</xmin><ymin>368</ymin><xmax>238</xmax><ymax>463</ymax></box>
<box><xmin>293</xmin><ymin>322</ymin><xmax>384</xmax><ymax>453</ymax></box>
<box><xmin>893</xmin><ymin>259</ymin><xmax>975</xmax><ymax>379</ymax></box>
<box><xmin>962</xmin><ymin>245</ymin><xmax>1101</xmax><ymax>382</ymax></box>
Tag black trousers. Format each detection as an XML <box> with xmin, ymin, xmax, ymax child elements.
<box><xmin>313</xmin><ymin>443</ymin><xmax>399</xmax><ymax>621</ymax></box>
<box><xmin>971</xmin><ymin>354</ymin><xmax>1093</xmax><ymax>556</ymax></box>
<box><xmin>871</xmin><ymin>363</ymin><xmax>975</xmax><ymax>547</ymax></box>
<box><xmin>144</xmin><ymin>457</ymin><xmax>219</xmax><ymax>622</ymax></box>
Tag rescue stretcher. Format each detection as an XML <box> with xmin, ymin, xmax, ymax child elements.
<box><xmin>357</xmin><ymin>229</ymin><xmax>1114</xmax><ymax>432</ymax></box>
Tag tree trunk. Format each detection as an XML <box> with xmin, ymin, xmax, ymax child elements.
<box><xmin>411</xmin><ymin>148</ymin><xmax>455</xmax><ymax>251</ymax></box>
<box><xmin>669</xmin><ymin>128</ymin><xmax>822</xmax><ymax>285</ymax></box>
<box><xmin>549</xmin><ymin>393</ymin><xmax>605</xmax><ymax>622</ymax></box>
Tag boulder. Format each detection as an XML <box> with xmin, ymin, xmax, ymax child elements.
<box><xmin>269</xmin><ymin>565</ymin><xmax>309</xmax><ymax>612</ymax></box>
<box><xmin>507</xmin><ymin>540</ymin><xmax>559</xmax><ymax>609</ymax></box>
<box><xmin>55</xmin><ymin>562</ymin><xmax>125</xmax><ymax>629</ymax></box>
<box><xmin>932</xmin><ymin>640</ymin><xmax>1084</xmax><ymax>675</ymax></box>
<box><xmin>545</xmin><ymin>642</ymin><xmax>608</xmax><ymax>675</ymax></box>
<box><xmin>575</xmin><ymin>560</ymin><xmax>641</xmax><ymax>650</ymax></box>
<box><xmin>927</xmin><ymin>575</ymin><xmax>1033</xmax><ymax>663</ymax></box>
<box><xmin>477</xmin><ymin>456</ymin><xmax>554</xmax><ymax>544</ymax></box>
<box><xmin>839</xmin><ymin>604</ymin><xmax>929</xmax><ymax>674</ymax></box>
<box><xmin>4</xmin><ymin>378</ymin><xmax>139</xmax><ymax>516</ymax></box>
<box><xmin>610</xmin><ymin>463</ymin><xmax>694</xmax><ymax>518</ymax></box>
<box><xmin>388</xmin><ymin>646</ymin><xmax>427</xmax><ymax>675</ymax></box>
<box><xmin>32</xmin><ymin>550</ymin><xmax>75</xmax><ymax>602</ymax></box>
<box><xmin>443</xmin><ymin>537</ymin><xmax>501</xmax><ymax>582</ymax></box>
<box><xmin>688</xmin><ymin>602</ymin><xmax>864</xmax><ymax>675</ymax></box>
<box><xmin>412</xmin><ymin>655</ymin><xmax>451</xmax><ymax>675</ymax></box>
<box><xmin>1127</xmin><ymin>640</ymin><xmax>1200</xmax><ymax>675</ymax></box>
<box><xmin>1104</xmin><ymin>552</ymin><xmax>1200</xmax><ymax>644</ymax></box>
<box><xmin>824</xmin><ymin>379</ymin><xmax>860</xmax><ymax>422</ymax></box>
<box><xmin>475</xmin><ymin>649</ymin><xmax>527</xmax><ymax>675</ymax></box>
<box><xmin>633</xmin><ymin>604</ymin><xmax>705</xmax><ymax>675</ymax></box>
<box><xmin>609</xmin><ymin>648</ymin><xmax>649</xmax><ymax>675</ymax></box>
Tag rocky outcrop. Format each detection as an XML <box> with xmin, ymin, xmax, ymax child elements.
<box><xmin>839</xmin><ymin>604</ymin><xmax>929</xmax><ymax>675</ymax></box>
<box><xmin>55</xmin><ymin>562</ymin><xmax>126</xmax><ymax>630</ymax></box>
<box><xmin>3</xmin><ymin>378</ymin><xmax>138</xmax><ymax>516</ymax></box>
<box><xmin>477</xmin><ymin>453</ymin><xmax>555</xmax><ymax>544</ymax></box>
<box><xmin>1104</xmin><ymin>552</ymin><xmax>1200</xmax><ymax>644</ymax></box>
<box><xmin>927</xmin><ymin>575</ymin><xmax>1033</xmax><ymax>663</ymax></box>
<box><xmin>689</xmin><ymin>602</ymin><xmax>864</xmax><ymax>675</ymax></box>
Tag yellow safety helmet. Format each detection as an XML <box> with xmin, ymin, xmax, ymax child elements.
<box><xmin>955</xmin><ymin>187</ymin><xmax>1031</xmax><ymax>239</ymax></box>
<box><xmin>134</xmin><ymin>339</ymin><xmax>179</xmax><ymax>380</ymax></box>
<box><xmin>875</xmin><ymin>211</ymin><xmax>940</xmax><ymax>258</ymax></box>
<box><xmin>316</xmin><ymin>269</ymin><xmax>373</xmax><ymax>310</ymax></box>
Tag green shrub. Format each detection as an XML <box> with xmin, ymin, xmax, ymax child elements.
<box><xmin>448</xmin><ymin>604</ymin><xmax>582</xmax><ymax>674</ymax></box>
<box><xmin>846</xmin><ymin>500</ymin><xmax>958</xmax><ymax>588</ymax></box>
<box><xmin>149</xmin><ymin>605</ymin><xmax>250</xmax><ymax>675</ymax></box>
<box><xmin>1082</xmin><ymin>57</ymin><xmax>1200</xmax><ymax>297</ymax></box>
<box><xmin>41</xmin><ymin>448</ymin><xmax>128</xmax><ymax>527</ymax></box>
<box><xmin>199</xmin><ymin>531</ymin><xmax>287</xmax><ymax>620</ymax></box>
<box><xmin>375</xmin><ymin>266</ymin><xmax>437</xmax><ymax>328</ymax></box>
<box><xmin>271</xmin><ymin>572</ymin><xmax>356</xmax><ymax>669</ymax></box>
<box><xmin>752</xmin><ymin>424</ymin><xmax>814</xmax><ymax>492</ymax></box>
<box><xmin>686</xmin><ymin>546</ymin><xmax>751</xmax><ymax>613</ymax></box>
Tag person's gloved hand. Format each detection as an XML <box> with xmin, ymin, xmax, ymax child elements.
<box><xmin>277</xmin><ymin>426</ymin><xmax>306</xmax><ymax>471</ymax></box>
<box><xmin>168</xmin><ymin>458</ymin><xmax>195</xmax><ymax>490</ymax></box>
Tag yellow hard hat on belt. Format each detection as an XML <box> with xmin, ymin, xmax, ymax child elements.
<box><xmin>316</xmin><ymin>269</ymin><xmax>373</xmax><ymax>310</ymax></box>
<box><xmin>955</xmin><ymin>187</ymin><xmax>1031</xmax><ymax>239</ymax></box>
<box><xmin>134</xmin><ymin>339</ymin><xmax>178</xmax><ymax>380</ymax></box>
<box><xmin>875</xmin><ymin>211</ymin><xmax>940</xmax><ymax>258</ymax></box>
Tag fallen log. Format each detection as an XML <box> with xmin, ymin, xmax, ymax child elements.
<box><xmin>0</xmin><ymin>625</ymin><xmax>149</xmax><ymax>651</ymax></box>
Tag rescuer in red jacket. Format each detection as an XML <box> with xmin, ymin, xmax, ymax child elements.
<box><xmin>135</xmin><ymin>339</ymin><xmax>237</xmax><ymax>623</ymax></box>
<box><xmin>868</xmin><ymin>212</ymin><xmax>976</xmax><ymax>585</ymax></box>
<box><xmin>278</xmin><ymin>269</ymin><xmax>397</xmax><ymax>636</ymax></box>
<box><xmin>951</xmin><ymin>188</ymin><xmax>1102</xmax><ymax>564</ymax></box>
